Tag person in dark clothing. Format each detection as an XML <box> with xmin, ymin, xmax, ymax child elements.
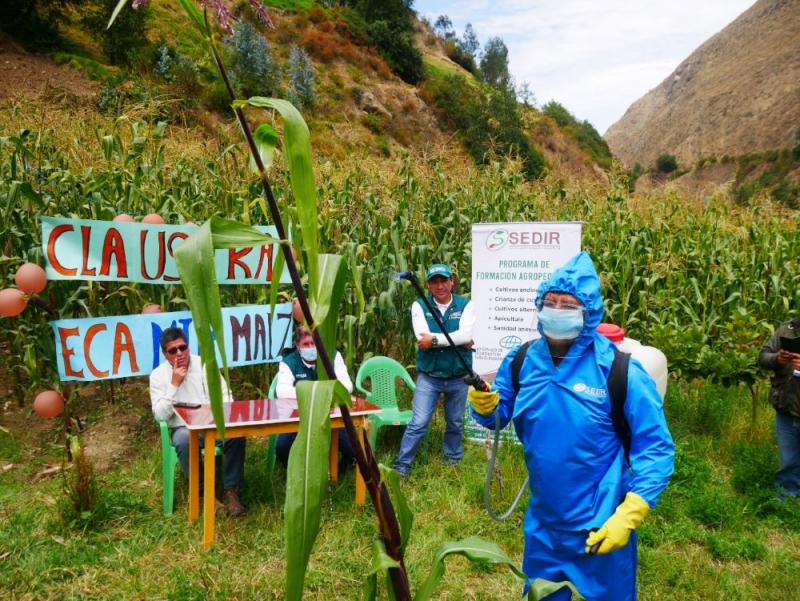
<box><xmin>759</xmin><ymin>317</ymin><xmax>800</xmax><ymax>499</ymax></box>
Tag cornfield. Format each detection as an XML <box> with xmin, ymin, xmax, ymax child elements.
<box><xmin>1</xmin><ymin>119</ymin><xmax>799</xmax><ymax>402</ymax></box>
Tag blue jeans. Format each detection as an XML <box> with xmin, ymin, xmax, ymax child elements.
<box><xmin>775</xmin><ymin>411</ymin><xmax>800</xmax><ymax>498</ymax></box>
<box><xmin>394</xmin><ymin>372</ymin><xmax>468</xmax><ymax>476</ymax></box>
<box><xmin>171</xmin><ymin>426</ymin><xmax>246</xmax><ymax>491</ymax></box>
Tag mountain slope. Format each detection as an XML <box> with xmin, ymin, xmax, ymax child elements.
<box><xmin>605</xmin><ymin>0</ymin><xmax>800</xmax><ymax>168</ymax></box>
<box><xmin>0</xmin><ymin>2</ymin><xmax>607</xmax><ymax>182</ymax></box>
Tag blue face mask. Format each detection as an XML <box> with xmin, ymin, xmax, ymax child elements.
<box><xmin>299</xmin><ymin>347</ymin><xmax>318</xmax><ymax>363</ymax></box>
<box><xmin>537</xmin><ymin>306</ymin><xmax>584</xmax><ymax>340</ymax></box>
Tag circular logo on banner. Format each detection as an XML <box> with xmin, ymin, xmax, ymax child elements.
<box><xmin>499</xmin><ymin>335</ymin><xmax>522</xmax><ymax>349</ymax></box>
<box><xmin>486</xmin><ymin>229</ymin><xmax>508</xmax><ymax>251</ymax></box>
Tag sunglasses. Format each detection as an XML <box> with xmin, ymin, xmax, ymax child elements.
<box><xmin>166</xmin><ymin>344</ymin><xmax>189</xmax><ymax>355</ymax></box>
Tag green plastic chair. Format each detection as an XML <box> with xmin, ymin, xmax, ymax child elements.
<box><xmin>355</xmin><ymin>356</ymin><xmax>427</xmax><ymax>454</ymax></box>
<box><xmin>159</xmin><ymin>418</ymin><xmax>221</xmax><ymax>516</ymax></box>
<box><xmin>159</xmin><ymin>372</ymin><xmax>283</xmax><ymax>514</ymax></box>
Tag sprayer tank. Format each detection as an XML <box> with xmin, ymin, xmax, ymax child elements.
<box><xmin>596</xmin><ymin>323</ymin><xmax>668</xmax><ymax>400</ymax></box>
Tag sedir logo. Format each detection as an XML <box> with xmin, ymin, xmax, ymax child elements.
<box><xmin>499</xmin><ymin>335</ymin><xmax>522</xmax><ymax>349</ymax></box>
<box><xmin>486</xmin><ymin>229</ymin><xmax>508</xmax><ymax>251</ymax></box>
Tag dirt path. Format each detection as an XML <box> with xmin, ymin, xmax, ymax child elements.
<box><xmin>0</xmin><ymin>37</ymin><xmax>97</xmax><ymax>101</ymax></box>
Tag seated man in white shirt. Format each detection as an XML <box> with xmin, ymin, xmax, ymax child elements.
<box><xmin>274</xmin><ymin>326</ymin><xmax>355</xmax><ymax>471</ymax></box>
<box><xmin>149</xmin><ymin>327</ymin><xmax>246</xmax><ymax>516</ymax></box>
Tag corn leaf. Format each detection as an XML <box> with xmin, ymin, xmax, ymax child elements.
<box><xmin>176</xmin><ymin>0</ymin><xmax>210</xmax><ymax>37</ymax></box>
<box><xmin>415</xmin><ymin>536</ymin><xmax>546</xmax><ymax>601</ymax></box>
<box><xmin>173</xmin><ymin>221</ymin><xmax>228</xmax><ymax>436</ymax></box>
<box><xmin>285</xmin><ymin>379</ymin><xmax>351</xmax><ymax>600</ymax></box>
<box><xmin>249</xmin><ymin>123</ymin><xmax>278</xmax><ymax>174</ymax></box>
<box><xmin>269</xmin><ymin>241</ymin><xmax>287</xmax><ymax>319</ymax></box>
<box><xmin>379</xmin><ymin>464</ymin><xmax>413</xmax><ymax>553</ymax></box>
<box><xmin>234</xmin><ymin>97</ymin><xmax>318</xmax><ymax>289</ymax></box>
<box><xmin>207</xmin><ymin>215</ymin><xmax>279</xmax><ymax>248</ymax></box>
<box><xmin>175</xmin><ymin>218</ymin><xmax>283</xmax><ymax>435</ymax></box>
<box><xmin>106</xmin><ymin>0</ymin><xmax>130</xmax><ymax>28</ymax></box>
<box><xmin>363</xmin><ymin>540</ymin><xmax>400</xmax><ymax>601</ymax></box>
<box><xmin>309</xmin><ymin>253</ymin><xmax>348</xmax><ymax>355</ymax></box>
<box><xmin>527</xmin><ymin>579</ymin><xmax>586</xmax><ymax>601</ymax></box>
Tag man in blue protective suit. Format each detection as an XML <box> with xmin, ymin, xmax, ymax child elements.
<box><xmin>468</xmin><ymin>252</ymin><xmax>674</xmax><ymax>601</ymax></box>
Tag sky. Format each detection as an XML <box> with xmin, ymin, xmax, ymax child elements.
<box><xmin>415</xmin><ymin>1</ymin><xmax>755</xmax><ymax>133</ymax></box>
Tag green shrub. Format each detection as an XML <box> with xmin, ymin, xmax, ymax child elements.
<box><xmin>0</xmin><ymin>0</ymin><xmax>86</xmax><ymax>50</ymax></box>
<box><xmin>656</xmin><ymin>153</ymin><xmax>678</xmax><ymax>174</ymax></box>
<box><xmin>627</xmin><ymin>162</ymin><xmax>643</xmax><ymax>192</ymax></box>
<box><xmin>349</xmin><ymin>0</ymin><xmax>424</xmax><ymax>84</ymax></box>
<box><xmin>424</xmin><ymin>75</ymin><xmax>546</xmax><ymax>180</ymax></box>
<box><xmin>226</xmin><ymin>19</ymin><xmax>282</xmax><ymax>98</ymax></box>
<box><xmin>733</xmin><ymin>181</ymin><xmax>757</xmax><ymax>205</ymax></box>
<box><xmin>287</xmin><ymin>45</ymin><xmax>317</xmax><ymax>109</ymax></box>
<box><xmin>664</xmin><ymin>380</ymin><xmax>736</xmax><ymax>437</ymax></box>
<box><xmin>445</xmin><ymin>40</ymin><xmax>477</xmax><ymax>75</ymax></box>
<box><xmin>669</xmin><ymin>441</ymin><xmax>713</xmax><ymax>496</ymax></box>
<box><xmin>367</xmin><ymin>20</ymin><xmax>424</xmax><ymax>84</ymax></box>
<box><xmin>154</xmin><ymin>45</ymin><xmax>200</xmax><ymax>96</ymax></box>
<box><xmin>361</xmin><ymin>113</ymin><xmax>383</xmax><ymax>135</ymax></box>
<box><xmin>696</xmin><ymin>156</ymin><xmax>718</xmax><ymax>170</ymax></box>
<box><xmin>85</xmin><ymin>0</ymin><xmax>150</xmax><ymax>66</ymax></box>
<box><xmin>483</xmin><ymin>89</ymin><xmax>546</xmax><ymax>179</ymax></box>
<box><xmin>542</xmin><ymin>101</ymin><xmax>612</xmax><ymax>169</ymax></box>
<box><xmin>771</xmin><ymin>179</ymin><xmax>799</xmax><ymax>208</ymax></box>
<box><xmin>96</xmin><ymin>83</ymin><xmax>122</xmax><ymax>115</ymax></box>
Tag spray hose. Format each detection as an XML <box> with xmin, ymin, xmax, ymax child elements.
<box><xmin>396</xmin><ymin>270</ymin><xmax>527</xmax><ymax>520</ymax></box>
<box><xmin>483</xmin><ymin>410</ymin><xmax>529</xmax><ymax>522</ymax></box>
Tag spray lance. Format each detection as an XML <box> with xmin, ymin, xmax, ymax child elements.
<box><xmin>396</xmin><ymin>271</ymin><xmax>488</xmax><ymax>391</ymax></box>
<box><xmin>396</xmin><ymin>271</ymin><xmax>528</xmax><ymax>523</ymax></box>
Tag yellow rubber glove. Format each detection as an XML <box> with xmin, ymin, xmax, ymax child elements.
<box><xmin>468</xmin><ymin>388</ymin><xmax>500</xmax><ymax>416</ymax></box>
<box><xmin>585</xmin><ymin>492</ymin><xmax>650</xmax><ymax>555</ymax></box>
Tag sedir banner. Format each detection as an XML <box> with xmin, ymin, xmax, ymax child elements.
<box><xmin>466</xmin><ymin>222</ymin><xmax>581</xmax><ymax>442</ymax></box>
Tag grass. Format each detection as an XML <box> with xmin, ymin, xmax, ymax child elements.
<box><xmin>422</xmin><ymin>55</ymin><xmax>477</xmax><ymax>85</ymax></box>
<box><xmin>1</xmin><ymin>379</ymin><xmax>798</xmax><ymax>599</ymax></box>
<box><xmin>52</xmin><ymin>53</ymin><xmax>118</xmax><ymax>82</ymax></box>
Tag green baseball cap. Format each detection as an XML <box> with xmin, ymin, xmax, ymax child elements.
<box><xmin>426</xmin><ymin>264</ymin><xmax>452</xmax><ymax>280</ymax></box>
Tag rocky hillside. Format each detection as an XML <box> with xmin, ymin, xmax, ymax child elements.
<box><xmin>605</xmin><ymin>0</ymin><xmax>800</xmax><ymax>168</ymax></box>
<box><xmin>0</xmin><ymin>1</ymin><xmax>606</xmax><ymax>183</ymax></box>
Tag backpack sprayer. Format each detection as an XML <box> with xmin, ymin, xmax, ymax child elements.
<box><xmin>396</xmin><ymin>270</ymin><xmax>528</xmax><ymax>522</ymax></box>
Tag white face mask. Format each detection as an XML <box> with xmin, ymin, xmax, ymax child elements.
<box><xmin>299</xmin><ymin>347</ymin><xmax>317</xmax><ymax>363</ymax></box>
<box><xmin>537</xmin><ymin>306</ymin><xmax>584</xmax><ymax>340</ymax></box>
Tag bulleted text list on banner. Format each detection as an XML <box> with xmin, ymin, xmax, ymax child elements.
<box><xmin>466</xmin><ymin>222</ymin><xmax>582</xmax><ymax>442</ymax></box>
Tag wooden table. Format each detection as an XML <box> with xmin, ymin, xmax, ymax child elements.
<box><xmin>174</xmin><ymin>397</ymin><xmax>381</xmax><ymax>549</ymax></box>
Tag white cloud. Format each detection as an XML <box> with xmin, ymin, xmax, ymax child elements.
<box><xmin>416</xmin><ymin>0</ymin><xmax>754</xmax><ymax>132</ymax></box>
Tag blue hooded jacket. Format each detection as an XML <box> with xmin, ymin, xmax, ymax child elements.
<box><xmin>472</xmin><ymin>251</ymin><xmax>674</xmax><ymax>530</ymax></box>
